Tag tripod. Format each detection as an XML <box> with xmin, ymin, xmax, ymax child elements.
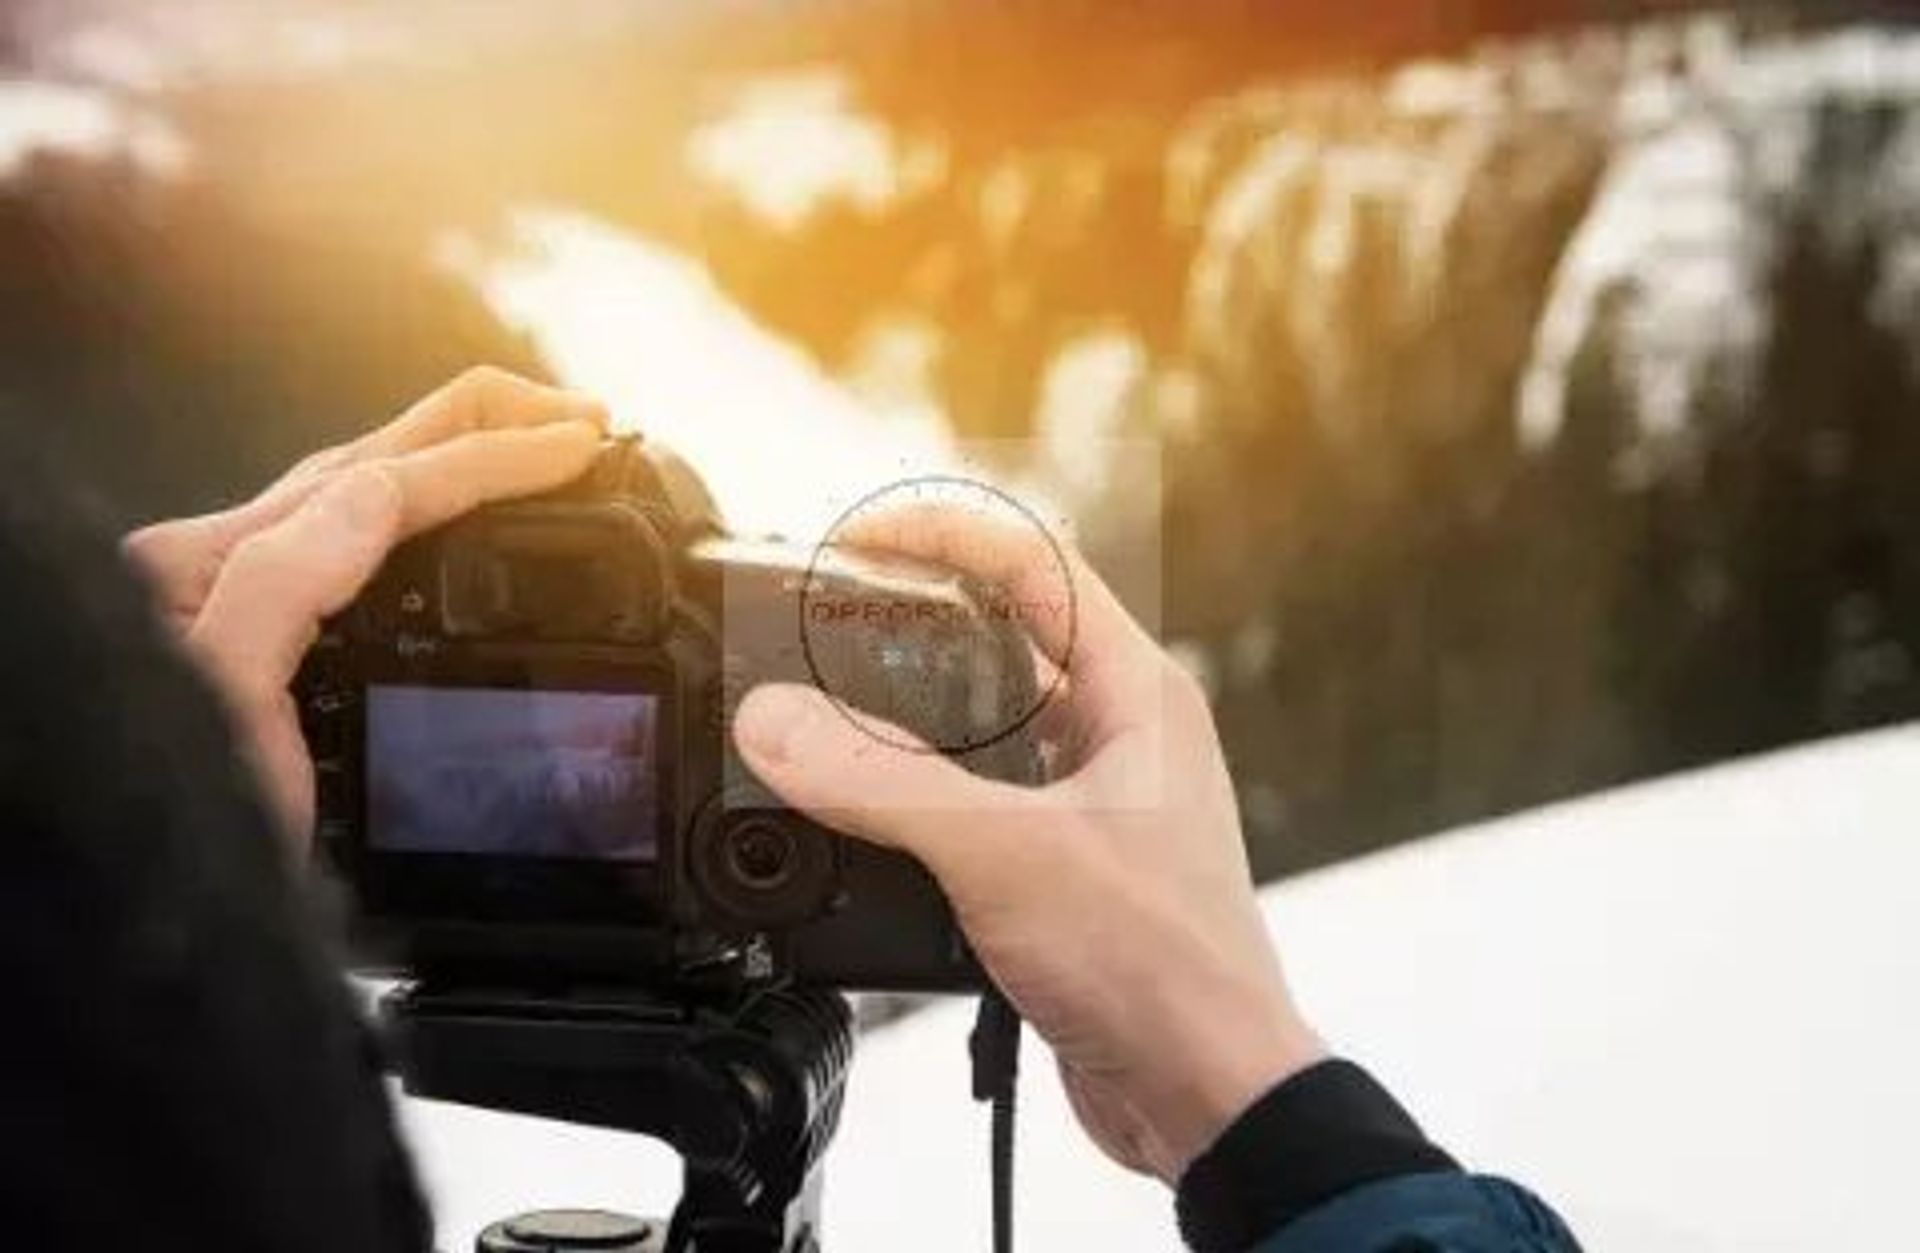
<box><xmin>383</xmin><ymin>982</ymin><xmax>853</xmax><ymax>1253</ymax></box>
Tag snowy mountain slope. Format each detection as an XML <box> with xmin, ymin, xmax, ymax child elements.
<box><xmin>401</xmin><ymin>720</ymin><xmax>1920</xmax><ymax>1251</ymax></box>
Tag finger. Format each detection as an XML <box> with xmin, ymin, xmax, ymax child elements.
<box><xmin>190</xmin><ymin>465</ymin><xmax>404</xmax><ymax>706</ymax></box>
<box><xmin>383</xmin><ymin>417</ymin><xmax>603</xmax><ymax>536</ymax></box>
<box><xmin>242</xmin><ymin>368</ymin><xmax>609</xmax><ymax>527</ymax></box>
<box><xmin>122</xmin><ymin>515</ymin><xmax>232</xmax><ymax>622</ymax></box>
<box><xmin>352</xmin><ymin>365</ymin><xmax>610</xmax><ymax>462</ymax></box>
<box><xmin>224</xmin><ymin>454</ymin><xmax>349</xmax><ymax>535</ymax></box>
<box><xmin>247</xmin><ymin>690</ymin><xmax>319</xmax><ymax>847</ymax></box>
<box><xmin>732</xmin><ymin>682</ymin><xmax>1063</xmax><ymax>893</ymax></box>
<box><xmin>136</xmin><ymin>371</ymin><xmax>610</xmax><ymax>599</ymax></box>
<box><xmin>189</xmin><ymin>418</ymin><xmax>601</xmax><ymax>694</ymax></box>
<box><xmin>125</xmin><ymin>472</ymin><xmax>351</xmax><ymax>631</ymax></box>
<box><xmin>836</xmin><ymin>502</ymin><xmax>1162</xmax><ymax>730</ymax></box>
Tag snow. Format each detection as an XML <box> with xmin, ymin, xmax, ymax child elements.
<box><xmin>1515</xmin><ymin>23</ymin><xmax>1920</xmax><ymax>460</ymax></box>
<box><xmin>401</xmin><ymin>720</ymin><xmax>1920</xmax><ymax>1251</ymax></box>
<box><xmin>1515</xmin><ymin>105</ymin><xmax>1778</xmax><ymax>453</ymax></box>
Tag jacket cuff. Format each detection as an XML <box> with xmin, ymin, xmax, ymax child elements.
<box><xmin>1174</xmin><ymin>1058</ymin><xmax>1459</xmax><ymax>1253</ymax></box>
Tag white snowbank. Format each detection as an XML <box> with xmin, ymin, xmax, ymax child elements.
<box><xmin>404</xmin><ymin>722</ymin><xmax>1920</xmax><ymax>1250</ymax></box>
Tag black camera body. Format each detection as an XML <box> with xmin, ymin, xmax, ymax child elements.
<box><xmin>296</xmin><ymin>438</ymin><xmax>1039</xmax><ymax>992</ymax></box>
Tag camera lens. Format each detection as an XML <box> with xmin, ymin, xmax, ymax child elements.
<box><xmin>725</xmin><ymin>819</ymin><xmax>796</xmax><ymax>889</ymax></box>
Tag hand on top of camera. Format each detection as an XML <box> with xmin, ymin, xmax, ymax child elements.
<box><xmin>732</xmin><ymin>506</ymin><xmax>1326</xmax><ymax>1185</ymax></box>
<box><xmin>124</xmin><ymin>367</ymin><xmax>608</xmax><ymax>842</ymax></box>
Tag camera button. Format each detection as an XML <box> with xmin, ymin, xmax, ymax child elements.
<box><xmin>313</xmin><ymin>757</ymin><xmax>352</xmax><ymax>813</ymax></box>
<box><xmin>725</xmin><ymin>819</ymin><xmax>798</xmax><ymax>890</ymax></box>
<box><xmin>308</xmin><ymin>690</ymin><xmax>357</xmax><ymax>716</ymax></box>
<box><xmin>313</xmin><ymin>818</ymin><xmax>352</xmax><ymax>855</ymax></box>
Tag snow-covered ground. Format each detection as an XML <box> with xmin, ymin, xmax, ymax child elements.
<box><xmin>401</xmin><ymin>720</ymin><xmax>1920</xmax><ymax>1251</ymax></box>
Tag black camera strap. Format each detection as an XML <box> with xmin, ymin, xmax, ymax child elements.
<box><xmin>968</xmin><ymin>989</ymin><xmax>1022</xmax><ymax>1253</ymax></box>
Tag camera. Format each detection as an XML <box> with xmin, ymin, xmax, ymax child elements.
<box><xmin>295</xmin><ymin>437</ymin><xmax>1041</xmax><ymax>992</ymax></box>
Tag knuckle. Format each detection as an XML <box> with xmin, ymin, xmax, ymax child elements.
<box><xmin>333</xmin><ymin>459</ymin><xmax>396</xmax><ymax>498</ymax></box>
<box><xmin>447</xmin><ymin>365</ymin><xmax>555</xmax><ymax>432</ymax></box>
<box><xmin>449</xmin><ymin>365</ymin><xmax>511</xmax><ymax>425</ymax></box>
<box><xmin>289</xmin><ymin>444</ymin><xmax>352</xmax><ymax>481</ymax></box>
<box><xmin>454</xmin><ymin>363</ymin><xmax>513</xmax><ymax>393</ymax></box>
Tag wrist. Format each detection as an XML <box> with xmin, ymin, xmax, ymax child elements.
<box><xmin>1173</xmin><ymin>1059</ymin><xmax>1460</xmax><ymax>1253</ymax></box>
<box><xmin>1144</xmin><ymin>997</ymin><xmax>1327</xmax><ymax>1182</ymax></box>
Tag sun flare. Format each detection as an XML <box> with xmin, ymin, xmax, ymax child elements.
<box><xmin>441</xmin><ymin>209</ymin><xmax>960</xmax><ymax>544</ymax></box>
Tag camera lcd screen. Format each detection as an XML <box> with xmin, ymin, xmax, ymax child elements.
<box><xmin>366</xmin><ymin>685</ymin><xmax>659</xmax><ymax>862</ymax></box>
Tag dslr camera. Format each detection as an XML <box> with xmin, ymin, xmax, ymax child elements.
<box><xmin>296</xmin><ymin>437</ymin><xmax>1040</xmax><ymax>991</ymax></box>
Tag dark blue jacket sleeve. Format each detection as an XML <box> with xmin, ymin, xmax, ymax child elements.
<box><xmin>1176</xmin><ymin>1060</ymin><xmax>1580</xmax><ymax>1253</ymax></box>
<box><xmin>1252</xmin><ymin>1172</ymin><xmax>1580</xmax><ymax>1252</ymax></box>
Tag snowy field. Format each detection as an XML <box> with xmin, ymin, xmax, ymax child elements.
<box><xmin>400</xmin><ymin>720</ymin><xmax>1920</xmax><ymax>1251</ymax></box>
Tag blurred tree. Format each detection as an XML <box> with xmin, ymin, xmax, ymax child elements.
<box><xmin>0</xmin><ymin>154</ymin><xmax>542</xmax><ymax>524</ymax></box>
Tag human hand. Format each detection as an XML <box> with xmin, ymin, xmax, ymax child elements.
<box><xmin>731</xmin><ymin>506</ymin><xmax>1325</xmax><ymax>1183</ymax></box>
<box><xmin>124</xmin><ymin>367</ymin><xmax>608</xmax><ymax>844</ymax></box>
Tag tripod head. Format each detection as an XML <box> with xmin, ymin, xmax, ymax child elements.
<box><xmin>383</xmin><ymin>982</ymin><xmax>853</xmax><ymax>1253</ymax></box>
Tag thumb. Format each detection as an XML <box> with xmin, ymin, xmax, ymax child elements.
<box><xmin>732</xmin><ymin>682</ymin><xmax>1051</xmax><ymax>888</ymax></box>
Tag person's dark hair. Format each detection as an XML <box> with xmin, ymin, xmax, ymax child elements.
<box><xmin>0</xmin><ymin>409</ymin><xmax>430</xmax><ymax>1251</ymax></box>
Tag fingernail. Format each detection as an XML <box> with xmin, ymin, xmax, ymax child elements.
<box><xmin>330</xmin><ymin>466</ymin><xmax>401</xmax><ymax>536</ymax></box>
<box><xmin>566</xmin><ymin>392</ymin><xmax>612</xmax><ymax>431</ymax></box>
<box><xmin>734</xmin><ymin>684</ymin><xmax>822</xmax><ymax>768</ymax></box>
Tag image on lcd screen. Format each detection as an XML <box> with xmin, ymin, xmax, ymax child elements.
<box><xmin>367</xmin><ymin>685</ymin><xmax>659</xmax><ymax>861</ymax></box>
